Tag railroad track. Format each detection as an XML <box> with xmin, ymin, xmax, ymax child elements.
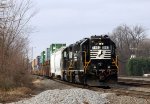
<box><xmin>108</xmin><ymin>82</ymin><xmax>150</xmax><ymax>99</ymax></box>
<box><xmin>35</xmin><ymin>75</ymin><xmax>150</xmax><ymax>99</ymax></box>
<box><xmin>52</xmin><ymin>78</ymin><xmax>150</xmax><ymax>99</ymax></box>
<box><xmin>118</xmin><ymin>77</ymin><xmax>150</xmax><ymax>87</ymax></box>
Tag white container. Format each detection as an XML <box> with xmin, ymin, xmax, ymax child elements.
<box><xmin>50</xmin><ymin>47</ymin><xmax>66</xmax><ymax>78</ymax></box>
<box><xmin>50</xmin><ymin>52</ymin><xmax>55</xmax><ymax>75</ymax></box>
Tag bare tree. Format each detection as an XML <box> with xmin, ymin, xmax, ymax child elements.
<box><xmin>138</xmin><ymin>39</ymin><xmax>150</xmax><ymax>57</ymax></box>
<box><xmin>0</xmin><ymin>0</ymin><xmax>35</xmax><ymax>89</ymax></box>
<box><xmin>110</xmin><ymin>24</ymin><xmax>147</xmax><ymax>75</ymax></box>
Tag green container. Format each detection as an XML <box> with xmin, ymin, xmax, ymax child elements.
<box><xmin>50</xmin><ymin>43</ymin><xmax>66</xmax><ymax>54</ymax></box>
<box><xmin>41</xmin><ymin>51</ymin><xmax>45</xmax><ymax>64</ymax></box>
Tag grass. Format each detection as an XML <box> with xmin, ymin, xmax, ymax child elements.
<box><xmin>0</xmin><ymin>87</ymin><xmax>32</xmax><ymax>103</ymax></box>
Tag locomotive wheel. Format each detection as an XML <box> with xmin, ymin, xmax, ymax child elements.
<box><xmin>72</xmin><ymin>72</ymin><xmax>75</xmax><ymax>83</ymax></box>
<box><xmin>63</xmin><ymin>72</ymin><xmax>67</xmax><ymax>81</ymax></box>
<box><xmin>51</xmin><ymin>73</ymin><xmax>55</xmax><ymax>79</ymax></box>
<box><xmin>83</xmin><ymin>74</ymin><xmax>87</xmax><ymax>85</ymax></box>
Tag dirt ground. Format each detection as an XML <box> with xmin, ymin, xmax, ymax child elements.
<box><xmin>31</xmin><ymin>76</ymin><xmax>74</xmax><ymax>95</ymax></box>
<box><xmin>0</xmin><ymin>76</ymin><xmax>74</xmax><ymax>103</ymax></box>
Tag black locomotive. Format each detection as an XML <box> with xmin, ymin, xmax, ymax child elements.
<box><xmin>61</xmin><ymin>35</ymin><xmax>118</xmax><ymax>86</ymax></box>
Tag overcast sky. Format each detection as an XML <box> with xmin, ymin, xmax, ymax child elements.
<box><xmin>29</xmin><ymin>0</ymin><xmax>150</xmax><ymax>58</ymax></box>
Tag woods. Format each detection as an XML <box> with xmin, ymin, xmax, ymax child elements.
<box><xmin>0</xmin><ymin>0</ymin><xmax>34</xmax><ymax>89</ymax></box>
<box><xmin>110</xmin><ymin>25</ymin><xmax>150</xmax><ymax>75</ymax></box>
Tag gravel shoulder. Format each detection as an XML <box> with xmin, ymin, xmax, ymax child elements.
<box><xmin>2</xmin><ymin>76</ymin><xmax>150</xmax><ymax>104</ymax></box>
<box><xmin>9</xmin><ymin>88</ymin><xmax>109</xmax><ymax>104</ymax></box>
<box><xmin>31</xmin><ymin>76</ymin><xmax>150</xmax><ymax>104</ymax></box>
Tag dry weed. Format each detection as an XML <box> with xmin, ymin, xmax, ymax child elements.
<box><xmin>0</xmin><ymin>87</ymin><xmax>32</xmax><ymax>103</ymax></box>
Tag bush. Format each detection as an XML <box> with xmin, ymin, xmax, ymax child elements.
<box><xmin>126</xmin><ymin>58</ymin><xmax>150</xmax><ymax>76</ymax></box>
<box><xmin>0</xmin><ymin>55</ymin><xmax>32</xmax><ymax>90</ymax></box>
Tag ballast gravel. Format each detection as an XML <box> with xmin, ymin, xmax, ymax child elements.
<box><xmin>106</xmin><ymin>94</ymin><xmax>150</xmax><ymax>104</ymax></box>
<box><xmin>9</xmin><ymin>88</ymin><xmax>109</xmax><ymax>104</ymax></box>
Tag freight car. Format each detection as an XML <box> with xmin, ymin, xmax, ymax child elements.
<box><xmin>32</xmin><ymin>35</ymin><xmax>118</xmax><ymax>86</ymax></box>
<box><xmin>31</xmin><ymin>44</ymin><xmax>65</xmax><ymax>76</ymax></box>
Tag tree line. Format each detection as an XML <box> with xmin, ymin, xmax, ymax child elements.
<box><xmin>110</xmin><ymin>25</ymin><xmax>150</xmax><ymax>75</ymax></box>
<box><xmin>0</xmin><ymin>0</ymin><xmax>35</xmax><ymax>89</ymax></box>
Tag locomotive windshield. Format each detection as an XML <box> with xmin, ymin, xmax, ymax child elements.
<box><xmin>92</xmin><ymin>46</ymin><xmax>110</xmax><ymax>50</ymax></box>
<box><xmin>102</xmin><ymin>46</ymin><xmax>109</xmax><ymax>50</ymax></box>
<box><xmin>92</xmin><ymin>46</ymin><xmax>101</xmax><ymax>49</ymax></box>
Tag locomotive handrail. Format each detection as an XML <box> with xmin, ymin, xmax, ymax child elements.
<box><xmin>67</xmin><ymin>60</ymin><xmax>75</xmax><ymax>76</ymax></box>
<box><xmin>112</xmin><ymin>55</ymin><xmax>119</xmax><ymax>70</ymax></box>
<box><xmin>82</xmin><ymin>51</ymin><xmax>91</xmax><ymax>73</ymax></box>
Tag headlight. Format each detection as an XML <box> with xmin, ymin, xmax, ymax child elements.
<box><xmin>99</xmin><ymin>43</ymin><xmax>104</xmax><ymax>45</ymax></box>
<box><xmin>93</xmin><ymin>65</ymin><xmax>96</xmax><ymax>68</ymax></box>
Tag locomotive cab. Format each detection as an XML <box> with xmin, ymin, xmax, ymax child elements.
<box><xmin>87</xmin><ymin>35</ymin><xmax>118</xmax><ymax>85</ymax></box>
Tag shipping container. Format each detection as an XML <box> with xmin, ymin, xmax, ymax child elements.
<box><xmin>41</xmin><ymin>51</ymin><xmax>46</xmax><ymax>64</ymax></box>
<box><xmin>50</xmin><ymin>47</ymin><xmax>66</xmax><ymax>78</ymax></box>
<box><xmin>35</xmin><ymin>56</ymin><xmax>40</xmax><ymax>70</ymax></box>
<box><xmin>50</xmin><ymin>43</ymin><xmax>66</xmax><ymax>54</ymax></box>
<box><xmin>40</xmin><ymin>55</ymin><xmax>42</xmax><ymax>64</ymax></box>
<box><xmin>35</xmin><ymin>58</ymin><xmax>38</xmax><ymax>66</ymax></box>
<box><xmin>36</xmin><ymin>56</ymin><xmax>41</xmax><ymax>65</ymax></box>
<box><xmin>34</xmin><ymin>58</ymin><xmax>38</xmax><ymax>70</ymax></box>
<box><xmin>45</xmin><ymin>48</ymin><xmax>50</xmax><ymax>61</ymax></box>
